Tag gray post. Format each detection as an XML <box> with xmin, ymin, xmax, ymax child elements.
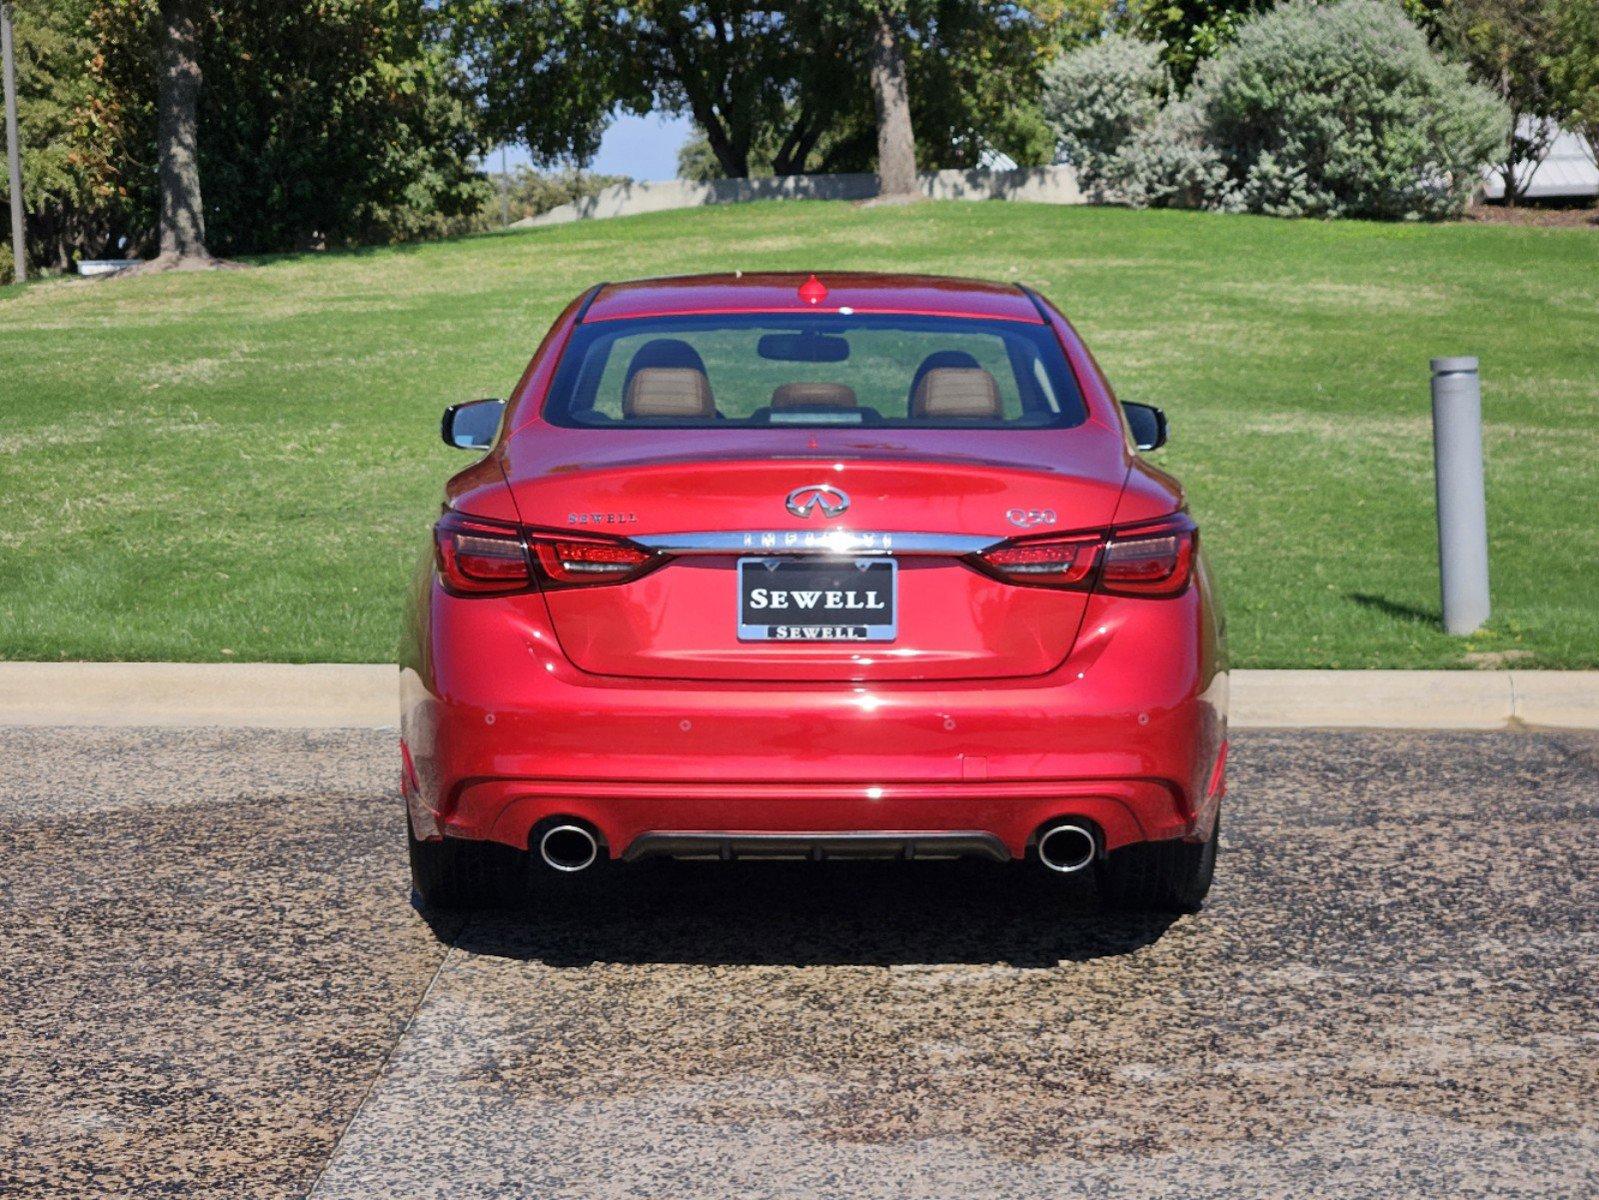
<box><xmin>1</xmin><ymin>1</ymin><xmax>23</xmax><ymax>283</ymax></box>
<box><xmin>499</xmin><ymin>144</ymin><xmax>510</xmax><ymax>226</ymax></box>
<box><xmin>1430</xmin><ymin>357</ymin><xmax>1490</xmax><ymax>635</ymax></box>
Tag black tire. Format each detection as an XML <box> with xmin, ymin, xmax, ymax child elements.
<box><xmin>1097</xmin><ymin>809</ymin><xmax>1220</xmax><ymax>914</ymax></box>
<box><xmin>407</xmin><ymin>815</ymin><xmax>521</xmax><ymax>911</ymax></box>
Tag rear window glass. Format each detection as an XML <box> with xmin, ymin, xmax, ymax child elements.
<box><xmin>542</xmin><ymin>313</ymin><xmax>1086</xmax><ymax>429</ymax></box>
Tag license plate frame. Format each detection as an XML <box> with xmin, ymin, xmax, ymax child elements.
<box><xmin>736</xmin><ymin>556</ymin><xmax>898</xmax><ymax>642</ymax></box>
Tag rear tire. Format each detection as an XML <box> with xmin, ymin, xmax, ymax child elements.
<box><xmin>1097</xmin><ymin>809</ymin><xmax>1219</xmax><ymax>914</ymax></box>
<box><xmin>407</xmin><ymin>814</ymin><xmax>520</xmax><ymax>911</ymax></box>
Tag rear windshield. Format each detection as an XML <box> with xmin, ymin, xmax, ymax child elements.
<box><xmin>542</xmin><ymin>313</ymin><xmax>1086</xmax><ymax>429</ymax></box>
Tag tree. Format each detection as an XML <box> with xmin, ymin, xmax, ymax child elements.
<box><xmin>452</xmin><ymin>0</ymin><xmax>622</xmax><ymax>171</ymax></box>
<box><xmin>1133</xmin><ymin>0</ymin><xmax>1275</xmax><ymax>86</ymax></box>
<box><xmin>152</xmin><ymin>0</ymin><xmax>206</xmax><ymax>264</ymax></box>
<box><xmin>456</xmin><ymin>3</ymin><xmax>855</xmax><ymax>180</ymax></box>
<box><xmin>1547</xmin><ymin>0</ymin><xmax>1599</xmax><ymax>196</ymax></box>
<box><xmin>86</xmin><ymin>1</ymin><xmax>489</xmax><ymax>256</ymax></box>
<box><xmin>869</xmin><ymin>4</ymin><xmax>918</xmax><ymax>196</ymax></box>
<box><xmin>467</xmin><ymin>2</ymin><xmax>1066</xmax><ymax>183</ymax></box>
<box><xmin>0</xmin><ymin>0</ymin><xmax>118</xmax><ymax>280</ymax></box>
<box><xmin>1435</xmin><ymin>0</ymin><xmax>1570</xmax><ymax>203</ymax></box>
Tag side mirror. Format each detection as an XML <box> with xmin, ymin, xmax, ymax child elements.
<box><xmin>1122</xmin><ymin>402</ymin><xmax>1168</xmax><ymax>452</ymax></box>
<box><xmin>442</xmin><ymin>398</ymin><xmax>505</xmax><ymax>450</ymax></box>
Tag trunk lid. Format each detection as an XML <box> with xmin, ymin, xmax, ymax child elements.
<box><xmin>498</xmin><ymin>426</ymin><xmax>1131</xmax><ymax>682</ymax></box>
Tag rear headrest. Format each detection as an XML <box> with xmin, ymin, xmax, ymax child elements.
<box><xmin>624</xmin><ymin>368</ymin><xmax>717</xmax><ymax>418</ymax></box>
<box><xmin>623</xmin><ymin>338</ymin><xmax>707</xmax><ymax>395</ymax></box>
<box><xmin>771</xmin><ymin>382</ymin><xmax>858</xmax><ymax>410</ymax></box>
<box><xmin>910</xmin><ymin>368</ymin><xmax>1000</xmax><ymax>419</ymax></box>
<box><xmin>908</xmin><ymin>350</ymin><xmax>981</xmax><ymax>406</ymax></box>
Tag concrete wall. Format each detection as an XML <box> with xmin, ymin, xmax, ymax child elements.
<box><xmin>513</xmin><ymin>166</ymin><xmax>1083</xmax><ymax>228</ymax></box>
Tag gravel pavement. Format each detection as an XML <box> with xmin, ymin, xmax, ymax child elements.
<box><xmin>1</xmin><ymin>727</ymin><xmax>1595</xmax><ymax>1198</ymax></box>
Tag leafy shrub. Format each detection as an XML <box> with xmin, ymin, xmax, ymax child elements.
<box><xmin>1040</xmin><ymin>34</ymin><xmax>1168</xmax><ymax>198</ymax></box>
<box><xmin>1189</xmin><ymin>0</ymin><xmax>1508</xmax><ymax>219</ymax></box>
<box><xmin>1098</xmin><ymin>101</ymin><xmax>1230</xmax><ymax>210</ymax></box>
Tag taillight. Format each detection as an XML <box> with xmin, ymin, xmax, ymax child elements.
<box><xmin>975</xmin><ymin>514</ymin><xmax>1196</xmax><ymax>598</ymax></box>
<box><xmin>1099</xmin><ymin>514</ymin><xmax>1196</xmax><ymax>597</ymax></box>
<box><xmin>977</xmin><ymin>534</ymin><xmax>1101</xmax><ymax>588</ymax></box>
<box><xmin>434</xmin><ymin>511</ymin><xmax>531</xmax><ymax>595</ymax></box>
<box><xmin>435</xmin><ymin>513</ymin><xmax>660</xmax><ymax>594</ymax></box>
<box><xmin>526</xmin><ymin>531</ymin><xmax>658</xmax><ymax>589</ymax></box>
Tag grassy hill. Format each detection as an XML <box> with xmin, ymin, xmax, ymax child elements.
<box><xmin>1</xmin><ymin>202</ymin><xmax>1595</xmax><ymax>667</ymax></box>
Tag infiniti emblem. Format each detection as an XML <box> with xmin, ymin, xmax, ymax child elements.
<box><xmin>786</xmin><ymin>484</ymin><xmax>851</xmax><ymax>519</ymax></box>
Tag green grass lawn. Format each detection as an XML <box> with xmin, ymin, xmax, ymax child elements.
<box><xmin>1</xmin><ymin>202</ymin><xmax>1595</xmax><ymax>667</ymax></box>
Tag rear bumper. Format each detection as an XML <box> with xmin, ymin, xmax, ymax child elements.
<box><xmin>401</xmin><ymin>566</ymin><xmax>1227</xmax><ymax>860</ymax></box>
<box><xmin>434</xmin><ymin>777</ymin><xmax>1190</xmax><ymax>859</ymax></box>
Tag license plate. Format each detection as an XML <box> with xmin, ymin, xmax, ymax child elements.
<box><xmin>737</xmin><ymin>557</ymin><xmax>897</xmax><ymax>641</ymax></box>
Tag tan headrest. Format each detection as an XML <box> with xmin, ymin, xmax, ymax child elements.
<box><xmin>624</xmin><ymin>368</ymin><xmax>716</xmax><ymax>418</ymax></box>
<box><xmin>910</xmin><ymin>367</ymin><xmax>1000</xmax><ymax>419</ymax></box>
<box><xmin>771</xmin><ymin>382</ymin><xmax>858</xmax><ymax>410</ymax></box>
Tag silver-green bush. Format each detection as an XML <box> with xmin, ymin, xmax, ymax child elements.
<box><xmin>1189</xmin><ymin>0</ymin><xmax>1508</xmax><ymax>219</ymax></box>
<box><xmin>1098</xmin><ymin>100</ymin><xmax>1230</xmax><ymax>210</ymax></box>
<box><xmin>1042</xmin><ymin>3</ymin><xmax>1509</xmax><ymax>220</ymax></box>
<box><xmin>1040</xmin><ymin>34</ymin><xmax>1168</xmax><ymax>200</ymax></box>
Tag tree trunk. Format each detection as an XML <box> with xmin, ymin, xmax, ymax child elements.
<box><xmin>156</xmin><ymin>0</ymin><xmax>208</xmax><ymax>263</ymax></box>
<box><xmin>1583</xmin><ymin>124</ymin><xmax>1599</xmax><ymax>210</ymax></box>
<box><xmin>1500</xmin><ymin>162</ymin><xmax>1519</xmax><ymax>207</ymax></box>
<box><xmin>704</xmin><ymin>117</ymin><xmax>748</xmax><ymax>179</ymax></box>
<box><xmin>868</xmin><ymin>8</ymin><xmax>918</xmax><ymax>200</ymax></box>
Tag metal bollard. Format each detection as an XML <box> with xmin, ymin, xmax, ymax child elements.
<box><xmin>1430</xmin><ymin>357</ymin><xmax>1490</xmax><ymax>635</ymax></box>
<box><xmin>2</xmin><ymin>1</ymin><xmax>26</xmax><ymax>283</ymax></box>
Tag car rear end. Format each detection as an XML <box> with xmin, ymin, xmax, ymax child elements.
<box><xmin>401</xmin><ymin>274</ymin><xmax>1227</xmax><ymax>910</ymax></box>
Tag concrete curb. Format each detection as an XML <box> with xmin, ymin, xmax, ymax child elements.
<box><xmin>0</xmin><ymin>663</ymin><xmax>398</xmax><ymax>729</ymax></box>
<box><xmin>0</xmin><ymin>663</ymin><xmax>1595</xmax><ymax>731</ymax></box>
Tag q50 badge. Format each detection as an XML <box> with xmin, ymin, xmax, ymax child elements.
<box><xmin>1005</xmin><ymin>507</ymin><xmax>1057</xmax><ymax>529</ymax></box>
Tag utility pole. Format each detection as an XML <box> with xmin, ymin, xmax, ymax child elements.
<box><xmin>1</xmin><ymin>1</ymin><xmax>25</xmax><ymax>283</ymax></box>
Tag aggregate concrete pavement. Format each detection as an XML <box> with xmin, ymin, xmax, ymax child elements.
<box><xmin>0</xmin><ymin>727</ymin><xmax>1595</xmax><ymax>1198</ymax></box>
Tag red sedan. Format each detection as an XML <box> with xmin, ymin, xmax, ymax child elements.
<box><xmin>401</xmin><ymin>272</ymin><xmax>1227</xmax><ymax>912</ymax></box>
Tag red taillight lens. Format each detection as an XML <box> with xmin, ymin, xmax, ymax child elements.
<box><xmin>978</xmin><ymin>534</ymin><xmax>1101</xmax><ymax>589</ymax></box>
<box><xmin>435</xmin><ymin>515</ymin><xmax>659</xmax><ymax>594</ymax></box>
<box><xmin>434</xmin><ymin>511</ymin><xmax>531</xmax><ymax>595</ymax></box>
<box><xmin>975</xmin><ymin>514</ymin><xmax>1196</xmax><ymax>598</ymax></box>
<box><xmin>1099</xmin><ymin>514</ymin><xmax>1197</xmax><ymax>597</ymax></box>
<box><xmin>527</xmin><ymin>533</ymin><xmax>658</xmax><ymax>588</ymax></box>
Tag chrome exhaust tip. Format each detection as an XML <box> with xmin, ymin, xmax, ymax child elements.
<box><xmin>1036</xmin><ymin>822</ymin><xmax>1098</xmax><ymax>874</ymax></box>
<box><xmin>538</xmin><ymin>824</ymin><xmax>600</xmax><ymax>873</ymax></box>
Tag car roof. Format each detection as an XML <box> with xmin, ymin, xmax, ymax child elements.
<box><xmin>581</xmin><ymin>272</ymin><xmax>1045</xmax><ymax>325</ymax></box>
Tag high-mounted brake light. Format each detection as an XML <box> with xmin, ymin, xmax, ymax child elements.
<box><xmin>798</xmin><ymin>274</ymin><xmax>828</xmax><ymax>305</ymax></box>
<box><xmin>975</xmin><ymin>514</ymin><xmax>1196</xmax><ymax>598</ymax></box>
<box><xmin>434</xmin><ymin>511</ymin><xmax>531</xmax><ymax>595</ymax></box>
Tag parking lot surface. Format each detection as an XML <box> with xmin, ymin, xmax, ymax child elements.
<box><xmin>1</xmin><ymin>727</ymin><xmax>1595</xmax><ymax>1198</ymax></box>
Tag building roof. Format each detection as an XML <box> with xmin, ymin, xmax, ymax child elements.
<box><xmin>1482</xmin><ymin>128</ymin><xmax>1598</xmax><ymax>200</ymax></box>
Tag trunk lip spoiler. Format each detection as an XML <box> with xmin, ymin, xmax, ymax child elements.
<box><xmin>632</xmin><ymin>531</ymin><xmax>999</xmax><ymax>556</ymax></box>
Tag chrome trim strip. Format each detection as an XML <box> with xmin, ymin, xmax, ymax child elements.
<box><xmin>634</xmin><ymin>530</ymin><xmax>998</xmax><ymax>556</ymax></box>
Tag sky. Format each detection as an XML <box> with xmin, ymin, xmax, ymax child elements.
<box><xmin>488</xmin><ymin>112</ymin><xmax>695</xmax><ymax>182</ymax></box>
